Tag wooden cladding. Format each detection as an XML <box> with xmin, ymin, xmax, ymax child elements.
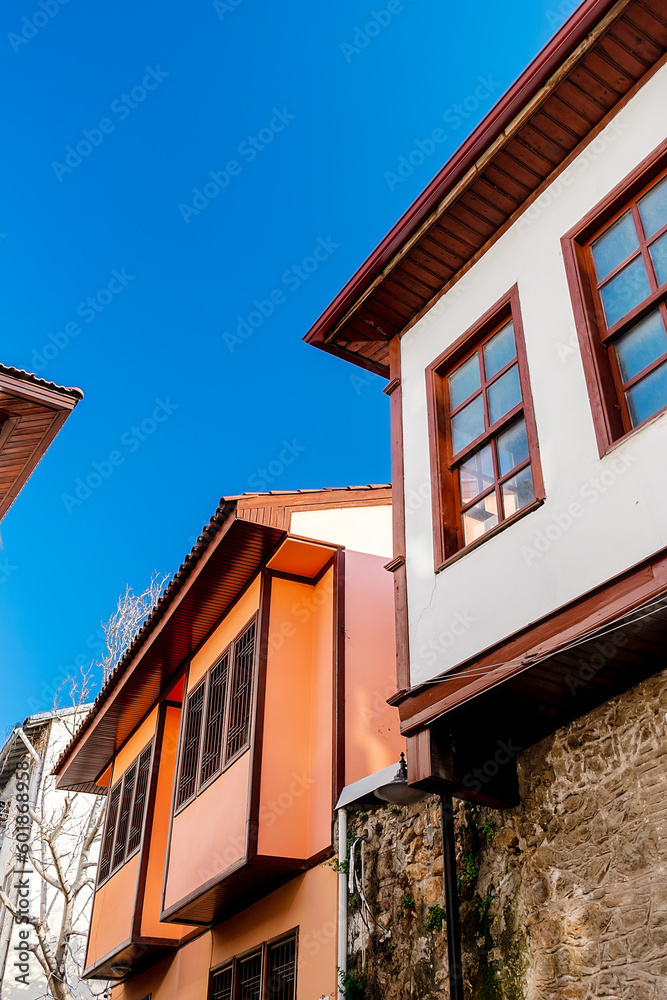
<box><xmin>97</xmin><ymin>741</ymin><xmax>154</xmax><ymax>887</ymax></box>
<box><xmin>209</xmin><ymin>933</ymin><xmax>297</xmax><ymax>1000</ymax></box>
<box><xmin>176</xmin><ymin>618</ymin><xmax>257</xmax><ymax>811</ymax></box>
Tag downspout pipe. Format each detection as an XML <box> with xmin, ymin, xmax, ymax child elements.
<box><xmin>440</xmin><ymin>793</ymin><xmax>464</xmax><ymax>1000</ymax></box>
<box><xmin>337</xmin><ymin>806</ymin><xmax>348</xmax><ymax>1000</ymax></box>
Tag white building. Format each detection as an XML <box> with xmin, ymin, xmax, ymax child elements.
<box><xmin>0</xmin><ymin>709</ymin><xmax>107</xmax><ymax>1000</ymax></box>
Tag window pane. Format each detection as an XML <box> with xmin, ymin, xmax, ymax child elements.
<box><xmin>226</xmin><ymin>623</ymin><xmax>256</xmax><ymax>761</ymax></box>
<box><xmin>626</xmin><ymin>360</ymin><xmax>667</xmax><ymax>426</ymax></box>
<box><xmin>176</xmin><ymin>682</ymin><xmax>205</xmax><ymax>808</ymax></box>
<box><xmin>450</xmin><ymin>394</ymin><xmax>484</xmax><ymax>453</ymax></box>
<box><xmin>459</xmin><ymin>445</ymin><xmax>494</xmax><ymax>504</ymax></box>
<box><xmin>483</xmin><ymin>321</ymin><xmax>516</xmax><ymax>378</ymax></box>
<box><xmin>592</xmin><ymin>211</ymin><xmax>639</xmax><ymax>280</ymax></box>
<box><xmin>211</xmin><ymin>967</ymin><xmax>233</xmax><ymax>1000</ymax></box>
<box><xmin>496</xmin><ymin>418</ymin><xmax>529</xmax><ymax>476</ymax></box>
<box><xmin>649</xmin><ymin>230</ymin><xmax>667</xmax><ymax>286</ymax></box>
<box><xmin>487</xmin><ymin>364</ymin><xmax>521</xmax><ymax>424</ymax></box>
<box><xmin>239</xmin><ymin>952</ymin><xmax>262</xmax><ymax>1000</ymax></box>
<box><xmin>614</xmin><ymin>309</ymin><xmax>667</xmax><ymax>383</ymax></box>
<box><xmin>462</xmin><ymin>491</ymin><xmax>498</xmax><ymax>545</ymax></box>
<box><xmin>448</xmin><ymin>353</ymin><xmax>481</xmax><ymax>409</ymax></box>
<box><xmin>501</xmin><ymin>466</ymin><xmax>535</xmax><ymax>518</ymax></box>
<box><xmin>268</xmin><ymin>937</ymin><xmax>296</xmax><ymax>1000</ymax></box>
<box><xmin>599</xmin><ymin>256</ymin><xmax>651</xmax><ymax>327</ymax></box>
<box><xmin>639</xmin><ymin>175</ymin><xmax>667</xmax><ymax>238</ymax></box>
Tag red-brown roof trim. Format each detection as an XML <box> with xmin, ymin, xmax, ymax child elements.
<box><xmin>304</xmin><ymin>0</ymin><xmax>664</xmax><ymax>374</ymax></box>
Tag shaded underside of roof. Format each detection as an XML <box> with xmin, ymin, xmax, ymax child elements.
<box><xmin>305</xmin><ymin>0</ymin><xmax>667</xmax><ymax>375</ymax></box>
<box><xmin>53</xmin><ymin>485</ymin><xmax>392</xmax><ymax>790</ymax></box>
<box><xmin>0</xmin><ymin>363</ymin><xmax>83</xmax><ymax>521</ymax></box>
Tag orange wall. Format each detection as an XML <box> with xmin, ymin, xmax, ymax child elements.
<box><xmin>189</xmin><ymin>575</ymin><xmax>261</xmax><ymax>687</ymax></box>
<box><xmin>86</xmin><ymin>707</ymin><xmax>160</xmax><ymax>969</ymax></box>
<box><xmin>113</xmin><ymin>930</ymin><xmax>213</xmax><ymax>1000</ymax></box>
<box><xmin>258</xmin><ymin>571</ymin><xmax>333</xmax><ymax>860</ymax></box>
<box><xmin>141</xmin><ymin>705</ymin><xmax>193</xmax><ymax>939</ymax></box>
<box><xmin>162</xmin><ymin>578</ymin><xmax>261</xmax><ymax>913</ymax></box>
<box><xmin>87</xmin><ymin>855</ymin><xmax>139</xmax><ymax>969</ymax></box>
<box><xmin>344</xmin><ymin>550</ymin><xmax>405</xmax><ymax>783</ymax></box>
<box><xmin>163</xmin><ymin>751</ymin><xmax>250</xmax><ymax>911</ymax></box>
<box><xmin>113</xmin><ymin>865</ymin><xmax>337</xmax><ymax>1000</ymax></box>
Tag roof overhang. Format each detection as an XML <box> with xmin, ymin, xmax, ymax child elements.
<box><xmin>304</xmin><ymin>0</ymin><xmax>667</xmax><ymax>375</ymax></box>
<box><xmin>54</xmin><ymin>506</ymin><xmax>286</xmax><ymax>791</ymax></box>
<box><xmin>0</xmin><ymin>365</ymin><xmax>82</xmax><ymax>521</ymax></box>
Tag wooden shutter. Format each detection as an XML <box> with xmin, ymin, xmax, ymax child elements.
<box><xmin>98</xmin><ymin>782</ymin><xmax>121</xmax><ymax>883</ymax></box>
<box><xmin>200</xmin><ymin>653</ymin><xmax>229</xmax><ymax>786</ymax></box>
<box><xmin>209</xmin><ymin>966</ymin><xmax>233</xmax><ymax>1000</ymax></box>
<box><xmin>176</xmin><ymin>681</ymin><xmax>205</xmax><ymax>808</ymax></box>
<box><xmin>112</xmin><ymin>762</ymin><xmax>137</xmax><ymax>873</ymax></box>
<box><xmin>226</xmin><ymin>622</ymin><xmax>256</xmax><ymax>761</ymax></box>
<box><xmin>127</xmin><ymin>743</ymin><xmax>152</xmax><ymax>855</ymax></box>
<box><xmin>238</xmin><ymin>951</ymin><xmax>262</xmax><ymax>1000</ymax></box>
<box><xmin>267</xmin><ymin>937</ymin><xmax>296</xmax><ymax>1000</ymax></box>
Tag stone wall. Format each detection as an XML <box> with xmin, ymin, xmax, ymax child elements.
<box><xmin>344</xmin><ymin>669</ymin><xmax>667</xmax><ymax>999</ymax></box>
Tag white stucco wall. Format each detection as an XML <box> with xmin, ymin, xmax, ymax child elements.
<box><xmin>401</xmin><ymin>61</ymin><xmax>667</xmax><ymax>686</ymax></box>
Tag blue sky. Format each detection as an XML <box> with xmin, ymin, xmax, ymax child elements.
<box><xmin>0</xmin><ymin>0</ymin><xmax>575</xmax><ymax>735</ymax></box>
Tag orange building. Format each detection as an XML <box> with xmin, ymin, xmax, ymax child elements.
<box><xmin>54</xmin><ymin>486</ymin><xmax>404</xmax><ymax>1000</ymax></box>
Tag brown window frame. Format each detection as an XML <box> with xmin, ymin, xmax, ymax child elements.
<box><xmin>97</xmin><ymin>740</ymin><xmax>154</xmax><ymax>888</ymax></box>
<box><xmin>174</xmin><ymin>616</ymin><xmax>258</xmax><ymax>814</ymax></box>
<box><xmin>426</xmin><ymin>285</ymin><xmax>544</xmax><ymax>570</ymax></box>
<box><xmin>208</xmin><ymin>930</ymin><xmax>298</xmax><ymax>1000</ymax></box>
<box><xmin>562</xmin><ymin>136</ymin><xmax>667</xmax><ymax>457</ymax></box>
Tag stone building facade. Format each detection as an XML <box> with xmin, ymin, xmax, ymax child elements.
<box><xmin>345</xmin><ymin>668</ymin><xmax>667</xmax><ymax>999</ymax></box>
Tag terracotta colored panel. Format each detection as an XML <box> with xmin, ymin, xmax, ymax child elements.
<box><xmin>344</xmin><ymin>551</ymin><xmax>405</xmax><ymax>784</ymax></box>
<box><xmin>111</xmin><ymin>931</ymin><xmax>213</xmax><ymax>1000</ymax></box>
<box><xmin>188</xmin><ymin>575</ymin><xmax>261</xmax><ymax>687</ymax></box>
<box><xmin>258</xmin><ymin>573</ymin><xmax>335</xmax><ymax>860</ymax></box>
<box><xmin>87</xmin><ymin>855</ymin><xmax>139</xmax><ymax>968</ymax></box>
<box><xmin>211</xmin><ymin>865</ymin><xmax>337</xmax><ymax>1000</ymax></box>
<box><xmin>113</xmin><ymin>705</ymin><xmax>158</xmax><ymax>777</ymax></box>
<box><xmin>164</xmin><ymin>752</ymin><xmax>250</xmax><ymax>910</ymax></box>
<box><xmin>266</xmin><ymin>538</ymin><xmax>335</xmax><ymax>578</ymax></box>
<box><xmin>140</xmin><ymin>706</ymin><xmax>192</xmax><ymax>939</ymax></box>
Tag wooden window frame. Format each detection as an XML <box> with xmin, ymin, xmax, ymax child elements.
<box><xmin>174</xmin><ymin>615</ymin><xmax>258</xmax><ymax>815</ymax></box>
<box><xmin>208</xmin><ymin>930</ymin><xmax>298</xmax><ymax>1000</ymax></box>
<box><xmin>562</xmin><ymin>136</ymin><xmax>667</xmax><ymax>457</ymax></box>
<box><xmin>96</xmin><ymin>740</ymin><xmax>154</xmax><ymax>888</ymax></box>
<box><xmin>426</xmin><ymin>285</ymin><xmax>544</xmax><ymax>571</ymax></box>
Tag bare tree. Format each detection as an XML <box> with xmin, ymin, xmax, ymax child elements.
<box><xmin>0</xmin><ymin>574</ymin><xmax>166</xmax><ymax>999</ymax></box>
<box><xmin>98</xmin><ymin>571</ymin><xmax>168</xmax><ymax>681</ymax></box>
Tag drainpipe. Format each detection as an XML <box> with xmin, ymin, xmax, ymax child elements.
<box><xmin>337</xmin><ymin>806</ymin><xmax>348</xmax><ymax>1000</ymax></box>
<box><xmin>440</xmin><ymin>793</ymin><xmax>464</xmax><ymax>1000</ymax></box>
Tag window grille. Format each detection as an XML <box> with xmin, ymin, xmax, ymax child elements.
<box><xmin>200</xmin><ymin>653</ymin><xmax>229</xmax><ymax>785</ymax></box>
<box><xmin>176</xmin><ymin>681</ymin><xmax>205</xmax><ymax>808</ymax></box>
<box><xmin>267</xmin><ymin>937</ymin><xmax>296</xmax><ymax>1000</ymax></box>
<box><xmin>112</xmin><ymin>761</ymin><xmax>137</xmax><ymax>873</ymax></box>
<box><xmin>99</xmin><ymin>783</ymin><xmax>121</xmax><ymax>883</ymax></box>
<box><xmin>210</xmin><ymin>966</ymin><xmax>233</xmax><ymax>1000</ymax></box>
<box><xmin>0</xmin><ymin>800</ymin><xmax>10</xmax><ymax>828</ymax></box>
<box><xmin>238</xmin><ymin>951</ymin><xmax>262</xmax><ymax>1000</ymax></box>
<box><xmin>127</xmin><ymin>743</ymin><xmax>152</xmax><ymax>855</ymax></box>
<box><xmin>226</xmin><ymin>623</ymin><xmax>256</xmax><ymax>760</ymax></box>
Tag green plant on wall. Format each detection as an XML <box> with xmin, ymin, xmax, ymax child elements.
<box><xmin>401</xmin><ymin>892</ymin><xmax>415</xmax><ymax>909</ymax></box>
<box><xmin>339</xmin><ymin>969</ymin><xmax>365</xmax><ymax>999</ymax></box>
<box><xmin>425</xmin><ymin>903</ymin><xmax>446</xmax><ymax>931</ymax></box>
